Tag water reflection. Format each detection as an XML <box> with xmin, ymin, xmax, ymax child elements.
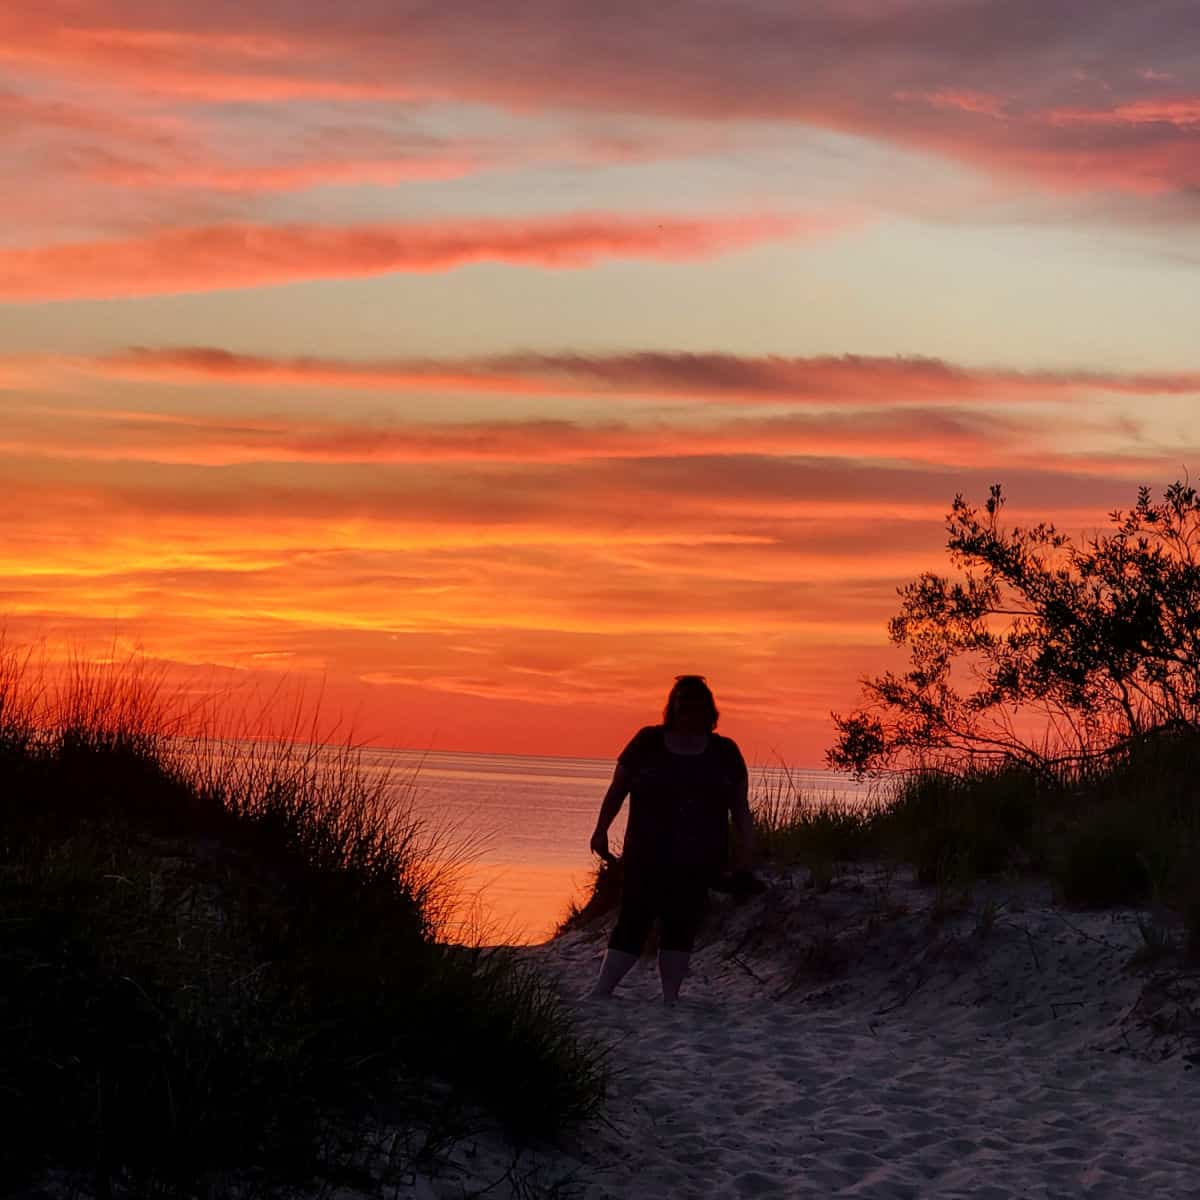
<box><xmin>168</xmin><ymin>739</ymin><xmax>873</xmax><ymax>945</ymax></box>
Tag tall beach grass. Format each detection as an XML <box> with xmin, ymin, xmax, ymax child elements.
<box><xmin>757</xmin><ymin>735</ymin><xmax>1200</xmax><ymax>945</ymax></box>
<box><xmin>0</xmin><ymin>646</ymin><xmax>605</xmax><ymax>1197</ymax></box>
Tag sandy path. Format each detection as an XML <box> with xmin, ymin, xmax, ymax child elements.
<box><xmin>398</xmin><ymin>866</ymin><xmax>1200</xmax><ymax>1198</ymax></box>
<box><xmin>530</xmin><ymin>868</ymin><xmax>1200</xmax><ymax>1199</ymax></box>
<box><xmin>559</xmin><ymin>976</ymin><xmax>1194</xmax><ymax>1198</ymax></box>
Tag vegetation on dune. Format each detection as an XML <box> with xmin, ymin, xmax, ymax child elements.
<box><xmin>751</xmin><ymin>773</ymin><xmax>881</xmax><ymax>866</ymax></box>
<box><xmin>0</xmin><ymin>648</ymin><xmax>605</xmax><ymax>1198</ymax></box>
<box><xmin>556</xmin><ymin>854</ymin><xmax>625</xmax><ymax>937</ymax></box>
<box><xmin>754</xmin><ymin>730</ymin><xmax>1200</xmax><ymax>939</ymax></box>
<box><xmin>817</xmin><ymin>479</ymin><xmax>1200</xmax><ymax>934</ymax></box>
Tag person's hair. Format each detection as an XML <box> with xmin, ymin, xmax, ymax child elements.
<box><xmin>662</xmin><ymin>674</ymin><xmax>719</xmax><ymax>732</ymax></box>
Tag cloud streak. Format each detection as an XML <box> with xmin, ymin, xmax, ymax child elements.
<box><xmin>0</xmin><ymin>212</ymin><xmax>825</xmax><ymax>300</ymax></box>
<box><xmin>1</xmin><ymin>85</ymin><xmax>726</xmax><ymax>215</ymax></box>
<box><xmin>0</xmin><ymin>405</ymin><xmax>1043</xmax><ymax>467</ymax></box>
<box><xmin>0</xmin><ymin>394</ymin><xmax>1163</xmax><ymax>486</ymax></box>
<box><xmin>0</xmin><ymin>447</ymin><xmax>1167</xmax><ymax>539</ymax></box>
<box><xmin>64</xmin><ymin>346</ymin><xmax>1200</xmax><ymax>406</ymax></box>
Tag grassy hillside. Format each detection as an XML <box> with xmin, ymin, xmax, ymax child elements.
<box><xmin>0</xmin><ymin>653</ymin><xmax>605</xmax><ymax>1197</ymax></box>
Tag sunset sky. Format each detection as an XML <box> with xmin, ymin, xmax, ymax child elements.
<box><xmin>3</xmin><ymin>1</ymin><xmax>1199</xmax><ymax>764</ymax></box>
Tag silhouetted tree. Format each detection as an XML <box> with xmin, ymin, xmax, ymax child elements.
<box><xmin>828</xmin><ymin>480</ymin><xmax>1200</xmax><ymax>776</ymax></box>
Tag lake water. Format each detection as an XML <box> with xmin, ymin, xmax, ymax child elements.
<box><xmin>357</xmin><ymin>747</ymin><xmax>873</xmax><ymax>943</ymax></box>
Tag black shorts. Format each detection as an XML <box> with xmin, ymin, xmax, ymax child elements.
<box><xmin>608</xmin><ymin>863</ymin><xmax>710</xmax><ymax>955</ymax></box>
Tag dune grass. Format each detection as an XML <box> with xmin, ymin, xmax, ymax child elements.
<box><xmin>1054</xmin><ymin>727</ymin><xmax>1200</xmax><ymax>915</ymax></box>
<box><xmin>556</xmin><ymin>854</ymin><xmax>625</xmax><ymax>937</ymax></box>
<box><xmin>750</xmin><ymin>772</ymin><xmax>882</xmax><ymax>878</ymax></box>
<box><xmin>761</xmin><ymin>743</ymin><xmax>1200</xmax><ymax>936</ymax></box>
<box><xmin>0</xmin><ymin>649</ymin><xmax>605</xmax><ymax>1197</ymax></box>
<box><xmin>753</xmin><ymin>735</ymin><xmax>1200</xmax><ymax>917</ymax></box>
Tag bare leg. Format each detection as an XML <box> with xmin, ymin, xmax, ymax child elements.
<box><xmin>658</xmin><ymin>950</ymin><xmax>690</xmax><ymax>1005</ymax></box>
<box><xmin>589</xmin><ymin>948</ymin><xmax>638</xmax><ymax>998</ymax></box>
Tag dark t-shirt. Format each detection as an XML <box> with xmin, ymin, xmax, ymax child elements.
<box><xmin>617</xmin><ymin>725</ymin><xmax>748</xmax><ymax>874</ymax></box>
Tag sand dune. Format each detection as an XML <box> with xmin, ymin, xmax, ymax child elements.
<box><xmin>398</xmin><ymin>865</ymin><xmax>1200</xmax><ymax>1198</ymax></box>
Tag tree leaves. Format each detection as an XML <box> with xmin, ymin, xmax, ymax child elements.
<box><xmin>829</xmin><ymin>480</ymin><xmax>1200</xmax><ymax>776</ymax></box>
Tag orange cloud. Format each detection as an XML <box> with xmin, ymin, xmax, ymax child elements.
<box><xmin>79</xmin><ymin>151</ymin><xmax>482</xmax><ymax>193</ymax></box>
<box><xmin>895</xmin><ymin>89</ymin><xmax>1006</xmax><ymax>118</ymax></box>
<box><xmin>62</xmin><ymin>346</ymin><xmax>1200</xmax><ymax>407</ymax></box>
<box><xmin>0</xmin><ymin>446</ymin><xmax>1163</xmax><ymax>548</ymax></box>
<box><xmin>0</xmin><ymin>212</ymin><xmax>824</xmax><ymax>300</ymax></box>
<box><xmin>0</xmin><ymin>398</ymin><xmax>1149</xmax><ymax>475</ymax></box>
<box><xmin>0</xmin><ymin>19</ymin><xmax>420</xmax><ymax>103</ymax></box>
<box><xmin>1051</xmin><ymin>97</ymin><xmax>1200</xmax><ymax>130</ymax></box>
<box><xmin>4</xmin><ymin>432</ymin><xmax>1190</xmax><ymax>760</ymax></box>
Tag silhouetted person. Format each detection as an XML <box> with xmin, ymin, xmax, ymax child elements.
<box><xmin>589</xmin><ymin>675</ymin><xmax>752</xmax><ymax>1004</ymax></box>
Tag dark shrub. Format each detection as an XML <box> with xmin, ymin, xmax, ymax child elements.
<box><xmin>1057</xmin><ymin>826</ymin><xmax>1151</xmax><ymax>907</ymax></box>
<box><xmin>882</xmin><ymin>764</ymin><xmax>1040</xmax><ymax>885</ymax></box>
<box><xmin>1181</xmin><ymin>884</ymin><xmax>1200</xmax><ymax>962</ymax></box>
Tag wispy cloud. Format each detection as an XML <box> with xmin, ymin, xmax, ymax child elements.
<box><xmin>60</xmin><ymin>346</ymin><xmax>1200</xmax><ymax>405</ymax></box>
<box><xmin>0</xmin><ymin>212</ymin><xmax>829</xmax><ymax>300</ymax></box>
<box><xmin>1</xmin><ymin>85</ymin><xmax>734</xmax><ymax>221</ymax></box>
<box><xmin>0</xmin><ymin>391</ymin><xmax>1159</xmax><ymax>479</ymax></box>
<box><xmin>0</xmin><ymin>404</ymin><xmax>1029</xmax><ymax>466</ymax></box>
<box><xmin>1051</xmin><ymin>97</ymin><xmax>1200</xmax><ymax>130</ymax></box>
<box><xmin>0</xmin><ymin>447</ymin><xmax>1166</xmax><ymax>541</ymax></box>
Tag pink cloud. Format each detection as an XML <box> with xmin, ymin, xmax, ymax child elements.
<box><xmin>4</xmin><ymin>2</ymin><xmax>1198</xmax><ymax>203</ymax></box>
<box><xmin>896</xmin><ymin>89</ymin><xmax>1006</xmax><ymax>118</ymax></box>
<box><xmin>3</xmin><ymin>86</ymin><xmax>701</xmax><ymax>206</ymax></box>
<box><xmin>0</xmin><ymin>19</ymin><xmax>421</xmax><ymax>103</ymax></box>
<box><xmin>0</xmin><ymin>212</ymin><xmax>824</xmax><ymax>300</ymax></box>
<box><xmin>83</xmin><ymin>153</ymin><xmax>480</xmax><ymax>192</ymax></box>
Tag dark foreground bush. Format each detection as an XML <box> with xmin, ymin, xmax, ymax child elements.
<box><xmin>1053</xmin><ymin>727</ymin><xmax>1200</xmax><ymax>908</ymax></box>
<box><xmin>1057</xmin><ymin>825</ymin><xmax>1152</xmax><ymax>907</ymax></box>
<box><xmin>858</xmin><ymin>731</ymin><xmax>1200</xmax><ymax>915</ymax></box>
<box><xmin>0</xmin><ymin>659</ymin><xmax>605</xmax><ymax>1197</ymax></box>
<box><xmin>877</xmin><ymin>764</ymin><xmax>1042</xmax><ymax>885</ymax></box>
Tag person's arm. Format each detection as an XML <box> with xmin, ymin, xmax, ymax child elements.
<box><xmin>730</xmin><ymin>774</ymin><xmax>753</xmax><ymax>869</ymax></box>
<box><xmin>589</xmin><ymin>762</ymin><xmax>632</xmax><ymax>860</ymax></box>
<box><xmin>728</xmin><ymin>747</ymin><xmax>753</xmax><ymax>869</ymax></box>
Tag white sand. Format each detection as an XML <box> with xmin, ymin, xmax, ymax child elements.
<box><xmin>397</xmin><ymin>865</ymin><xmax>1200</xmax><ymax>1199</ymax></box>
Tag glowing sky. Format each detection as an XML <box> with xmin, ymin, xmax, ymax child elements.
<box><xmin>4</xmin><ymin>1</ymin><xmax>1199</xmax><ymax>763</ymax></box>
